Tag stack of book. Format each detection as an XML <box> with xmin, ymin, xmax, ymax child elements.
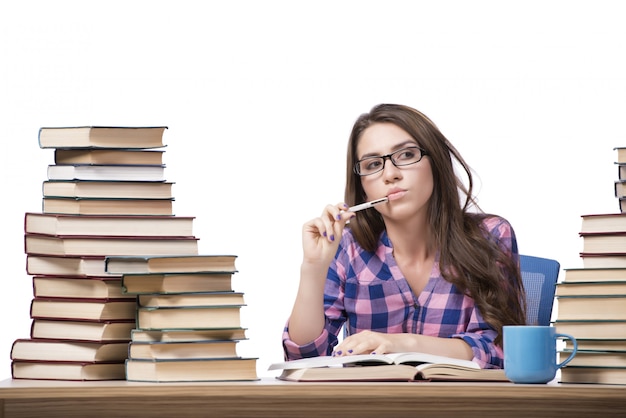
<box><xmin>554</xmin><ymin>147</ymin><xmax>626</xmax><ymax>385</ymax></box>
<box><xmin>10</xmin><ymin>126</ymin><xmax>202</xmax><ymax>381</ymax></box>
<box><xmin>104</xmin><ymin>254</ymin><xmax>258</xmax><ymax>382</ymax></box>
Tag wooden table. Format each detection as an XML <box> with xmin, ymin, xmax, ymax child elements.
<box><xmin>1</xmin><ymin>378</ymin><xmax>625</xmax><ymax>417</ymax></box>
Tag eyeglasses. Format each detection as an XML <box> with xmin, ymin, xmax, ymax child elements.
<box><xmin>354</xmin><ymin>146</ymin><xmax>427</xmax><ymax>176</ymax></box>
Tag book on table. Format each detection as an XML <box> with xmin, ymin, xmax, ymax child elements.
<box><xmin>561</xmin><ymin>349</ymin><xmax>626</xmax><ymax>368</ymax></box>
<box><xmin>581</xmin><ymin>213</ymin><xmax>626</xmax><ymax>234</ymax></box>
<box><xmin>130</xmin><ymin>328</ymin><xmax>248</xmax><ymax>343</ymax></box>
<box><xmin>128</xmin><ymin>339</ymin><xmax>240</xmax><ymax>360</ymax></box>
<box><xmin>580</xmin><ymin>232</ymin><xmax>626</xmax><ymax>254</ymax></box>
<box><xmin>47</xmin><ymin>164</ymin><xmax>166</xmax><ymax>182</ymax></box>
<box><xmin>136</xmin><ymin>305</ymin><xmax>243</xmax><ymax>330</ymax></box>
<box><xmin>136</xmin><ymin>292</ymin><xmax>245</xmax><ymax>308</ymax></box>
<box><xmin>54</xmin><ymin>148</ymin><xmax>165</xmax><ymax>165</ymax></box>
<box><xmin>563</xmin><ymin>339</ymin><xmax>626</xmax><ymax>351</ymax></box>
<box><xmin>556</xmin><ymin>295</ymin><xmax>626</xmax><ymax>320</ymax></box>
<box><xmin>563</xmin><ymin>267</ymin><xmax>626</xmax><ymax>282</ymax></box>
<box><xmin>268</xmin><ymin>352</ymin><xmax>508</xmax><ymax>382</ymax></box>
<box><xmin>12</xmin><ymin>360</ymin><xmax>126</xmax><ymax>381</ymax></box>
<box><xmin>580</xmin><ymin>253</ymin><xmax>626</xmax><ymax>268</ymax></box>
<box><xmin>42</xmin><ymin>197</ymin><xmax>174</xmax><ymax>216</ymax></box>
<box><xmin>555</xmin><ymin>281</ymin><xmax>626</xmax><ymax>297</ymax></box>
<box><xmin>105</xmin><ymin>254</ymin><xmax>238</xmax><ymax>274</ymax></box>
<box><xmin>26</xmin><ymin>255</ymin><xmax>114</xmax><ymax>277</ymax></box>
<box><xmin>615</xmin><ymin>181</ymin><xmax>626</xmax><ymax>200</ymax></box>
<box><xmin>30</xmin><ymin>297</ymin><xmax>137</xmax><ymax>321</ymax></box>
<box><xmin>560</xmin><ymin>366</ymin><xmax>626</xmax><ymax>385</ymax></box>
<box><xmin>554</xmin><ymin>320</ymin><xmax>626</xmax><ymax>340</ymax></box>
<box><xmin>24</xmin><ymin>233</ymin><xmax>199</xmax><ymax>257</ymax></box>
<box><xmin>25</xmin><ymin>212</ymin><xmax>194</xmax><ymax>237</ymax></box>
<box><xmin>30</xmin><ymin>319</ymin><xmax>135</xmax><ymax>342</ymax></box>
<box><xmin>125</xmin><ymin>357</ymin><xmax>258</xmax><ymax>382</ymax></box>
<box><xmin>121</xmin><ymin>272</ymin><xmax>234</xmax><ymax>294</ymax></box>
<box><xmin>43</xmin><ymin>180</ymin><xmax>175</xmax><ymax>199</ymax></box>
<box><xmin>10</xmin><ymin>339</ymin><xmax>129</xmax><ymax>362</ymax></box>
<box><xmin>38</xmin><ymin>126</ymin><xmax>167</xmax><ymax>149</ymax></box>
<box><xmin>32</xmin><ymin>276</ymin><xmax>125</xmax><ymax>299</ymax></box>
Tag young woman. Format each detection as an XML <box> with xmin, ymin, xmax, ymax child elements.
<box><xmin>283</xmin><ymin>104</ymin><xmax>526</xmax><ymax>369</ymax></box>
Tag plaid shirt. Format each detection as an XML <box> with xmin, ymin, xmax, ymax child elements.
<box><xmin>283</xmin><ymin>215</ymin><xmax>518</xmax><ymax>369</ymax></box>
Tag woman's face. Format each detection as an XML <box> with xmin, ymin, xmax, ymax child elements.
<box><xmin>356</xmin><ymin>122</ymin><xmax>434</xmax><ymax>221</ymax></box>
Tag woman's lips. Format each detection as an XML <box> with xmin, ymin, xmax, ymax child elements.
<box><xmin>387</xmin><ymin>190</ymin><xmax>406</xmax><ymax>201</ymax></box>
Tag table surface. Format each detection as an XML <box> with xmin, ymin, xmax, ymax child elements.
<box><xmin>1</xmin><ymin>377</ymin><xmax>625</xmax><ymax>418</ymax></box>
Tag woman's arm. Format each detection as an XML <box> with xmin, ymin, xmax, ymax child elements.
<box><xmin>286</xmin><ymin>204</ymin><xmax>353</xmax><ymax>345</ymax></box>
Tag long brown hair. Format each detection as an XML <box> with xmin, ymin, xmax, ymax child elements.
<box><xmin>344</xmin><ymin>104</ymin><xmax>526</xmax><ymax>344</ymax></box>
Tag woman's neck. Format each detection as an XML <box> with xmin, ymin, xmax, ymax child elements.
<box><xmin>385</xmin><ymin>216</ymin><xmax>436</xmax><ymax>262</ymax></box>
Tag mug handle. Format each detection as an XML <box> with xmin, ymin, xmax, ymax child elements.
<box><xmin>556</xmin><ymin>332</ymin><xmax>578</xmax><ymax>368</ymax></box>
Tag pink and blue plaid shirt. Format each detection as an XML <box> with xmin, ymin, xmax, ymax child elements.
<box><xmin>283</xmin><ymin>215</ymin><xmax>518</xmax><ymax>369</ymax></box>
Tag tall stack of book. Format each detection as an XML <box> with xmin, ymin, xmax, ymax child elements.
<box><xmin>554</xmin><ymin>146</ymin><xmax>626</xmax><ymax>385</ymax></box>
<box><xmin>104</xmin><ymin>255</ymin><xmax>258</xmax><ymax>382</ymax></box>
<box><xmin>10</xmin><ymin>126</ymin><xmax>204</xmax><ymax>381</ymax></box>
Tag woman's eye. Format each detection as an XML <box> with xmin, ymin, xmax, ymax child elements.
<box><xmin>365</xmin><ymin>160</ymin><xmax>382</xmax><ymax>170</ymax></box>
<box><xmin>398</xmin><ymin>150</ymin><xmax>415</xmax><ymax>160</ymax></box>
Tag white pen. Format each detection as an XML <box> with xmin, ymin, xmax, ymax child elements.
<box><xmin>347</xmin><ymin>197</ymin><xmax>389</xmax><ymax>212</ymax></box>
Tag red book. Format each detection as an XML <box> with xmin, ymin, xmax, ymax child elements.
<box><xmin>24</xmin><ymin>233</ymin><xmax>199</xmax><ymax>257</ymax></box>
<box><xmin>26</xmin><ymin>255</ymin><xmax>114</xmax><ymax>277</ymax></box>
<box><xmin>30</xmin><ymin>297</ymin><xmax>137</xmax><ymax>321</ymax></box>
<box><xmin>25</xmin><ymin>212</ymin><xmax>194</xmax><ymax>237</ymax></box>
<box><xmin>12</xmin><ymin>360</ymin><xmax>126</xmax><ymax>381</ymax></box>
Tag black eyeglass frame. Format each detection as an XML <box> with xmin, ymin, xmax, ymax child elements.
<box><xmin>353</xmin><ymin>146</ymin><xmax>428</xmax><ymax>176</ymax></box>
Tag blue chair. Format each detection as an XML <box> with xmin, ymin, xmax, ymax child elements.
<box><xmin>520</xmin><ymin>254</ymin><xmax>560</xmax><ymax>326</ymax></box>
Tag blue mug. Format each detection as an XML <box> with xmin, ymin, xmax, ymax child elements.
<box><xmin>503</xmin><ymin>325</ymin><xmax>577</xmax><ymax>384</ymax></box>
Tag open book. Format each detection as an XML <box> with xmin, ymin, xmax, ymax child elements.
<box><xmin>268</xmin><ymin>352</ymin><xmax>508</xmax><ymax>382</ymax></box>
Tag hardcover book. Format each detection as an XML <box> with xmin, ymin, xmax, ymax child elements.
<box><xmin>26</xmin><ymin>255</ymin><xmax>113</xmax><ymax>277</ymax></box>
<box><xmin>130</xmin><ymin>328</ymin><xmax>247</xmax><ymax>343</ymax></box>
<box><xmin>24</xmin><ymin>234</ymin><xmax>199</xmax><ymax>257</ymax></box>
<box><xmin>121</xmin><ymin>272</ymin><xmax>234</xmax><ymax>294</ymax></box>
<box><xmin>42</xmin><ymin>197</ymin><xmax>174</xmax><ymax>216</ymax></box>
<box><xmin>136</xmin><ymin>292</ymin><xmax>245</xmax><ymax>308</ymax></box>
<box><xmin>136</xmin><ymin>305</ymin><xmax>242</xmax><ymax>330</ymax></box>
<box><xmin>105</xmin><ymin>254</ymin><xmax>237</xmax><ymax>274</ymax></box>
<box><xmin>128</xmin><ymin>340</ymin><xmax>240</xmax><ymax>360</ymax></box>
<box><xmin>42</xmin><ymin>180</ymin><xmax>174</xmax><ymax>199</ymax></box>
<box><xmin>47</xmin><ymin>164</ymin><xmax>166</xmax><ymax>182</ymax></box>
<box><xmin>54</xmin><ymin>149</ymin><xmax>164</xmax><ymax>165</ymax></box>
<box><xmin>11</xmin><ymin>339</ymin><xmax>129</xmax><ymax>362</ymax></box>
<box><xmin>26</xmin><ymin>212</ymin><xmax>194</xmax><ymax>237</ymax></box>
<box><xmin>32</xmin><ymin>276</ymin><xmax>126</xmax><ymax>299</ymax></box>
<box><xmin>30</xmin><ymin>297</ymin><xmax>137</xmax><ymax>321</ymax></box>
<box><xmin>12</xmin><ymin>360</ymin><xmax>126</xmax><ymax>381</ymax></box>
<box><xmin>30</xmin><ymin>319</ymin><xmax>135</xmax><ymax>342</ymax></box>
<box><xmin>125</xmin><ymin>357</ymin><xmax>258</xmax><ymax>382</ymax></box>
<box><xmin>38</xmin><ymin>126</ymin><xmax>167</xmax><ymax>149</ymax></box>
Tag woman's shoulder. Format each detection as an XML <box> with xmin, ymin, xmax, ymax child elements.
<box><xmin>474</xmin><ymin>213</ymin><xmax>515</xmax><ymax>238</ymax></box>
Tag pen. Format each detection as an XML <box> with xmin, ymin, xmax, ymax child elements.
<box><xmin>347</xmin><ymin>197</ymin><xmax>389</xmax><ymax>212</ymax></box>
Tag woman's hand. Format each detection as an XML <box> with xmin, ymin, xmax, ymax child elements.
<box><xmin>332</xmin><ymin>331</ymin><xmax>475</xmax><ymax>361</ymax></box>
<box><xmin>332</xmin><ymin>330</ymin><xmax>397</xmax><ymax>356</ymax></box>
<box><xmin>302</xmin><ymin>203</ymin><xmax>354</xmax><ymax>268</ymax></box>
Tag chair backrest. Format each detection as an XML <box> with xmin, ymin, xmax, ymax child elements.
<box><xmin>520</xmin><ymin>254</ymin><xmax>560</xmax><ymax>326</ymax></box>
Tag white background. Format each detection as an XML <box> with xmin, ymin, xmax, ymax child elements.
<box><xmin>1</xmin><ymin>1</ymin><xmax>625</xmax><ymax>379</ymax></box>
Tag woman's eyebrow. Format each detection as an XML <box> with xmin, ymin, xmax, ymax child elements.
<box><xmin>360</xmin><ymin>140</ymin><xmax>417</xmax><ymax>158</ymax></box>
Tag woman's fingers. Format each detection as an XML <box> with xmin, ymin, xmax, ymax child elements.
<box><xmin>320</xmin><ymin>203</ymin><xmax>353</xmax><ymax>242</ymax></box>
